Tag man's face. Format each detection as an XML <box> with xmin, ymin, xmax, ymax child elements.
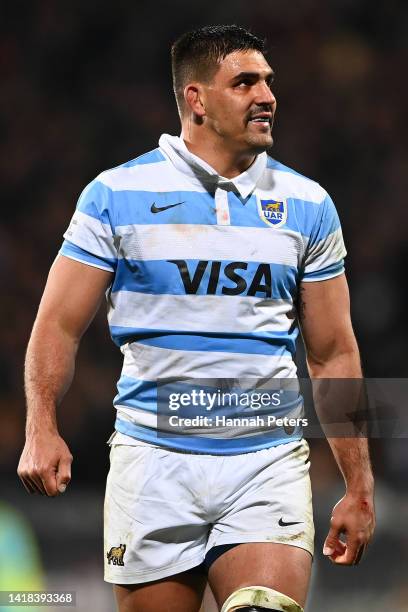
<box><xmin>200</xmin><ymin>50</ymin><xmax>277</xmax><ymax>154</ymax></box>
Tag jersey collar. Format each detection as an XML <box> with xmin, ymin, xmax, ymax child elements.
<box><xmin>159</xmin><ymin>133</ymin><xmax>267</xmax><ymax>199</ymax></box>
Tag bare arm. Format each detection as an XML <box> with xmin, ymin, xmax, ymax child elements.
<box><xmin>18</xmin><ymin>255</ymin><xmax>113</xmax><ymax>496</ymax></box>
<box><xmin>299</xmin><ymin>273</ymin><xmax>375</xmax><ymax>565</ymax></box>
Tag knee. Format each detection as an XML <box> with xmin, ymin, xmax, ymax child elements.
<box><xmin>220</xmin><ymin>586</ymin><xmax>304</xmax><ymax>612</ymax></box>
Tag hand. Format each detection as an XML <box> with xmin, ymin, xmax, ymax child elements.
<box><xmin>323</xmin><ymin>492</ymin><xmax>375</xmax><ymax>565</ymax></box>
<box><xmin>17</xmin><ymin>431</ymin><xmax>73</xmax><ymax>497</ymax></box>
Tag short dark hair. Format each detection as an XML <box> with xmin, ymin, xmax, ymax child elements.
<box><xmin>171</xmin><ymin>25</ymin><xmax>266</xmax><ymax>114</ymax></box>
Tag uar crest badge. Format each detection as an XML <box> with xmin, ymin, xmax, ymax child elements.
<box><xmin>259</xmin><ymin>198</ymin><xmax>287</xmax><ymax>228</ymax></box>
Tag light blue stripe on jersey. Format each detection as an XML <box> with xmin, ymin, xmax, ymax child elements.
<box><xmin>76</xmin><ymin>181</ymin><xmax>113</xmax><ymax>226</ymax></box>
<box><xmin>290</xmin><ymin>195</ymin><xmax>340</xmax><ymax>239</ymax></box>
<box><xmin>79</xmin><ymin>188</ymin><xmax>218</xmax><ymax>226</ymax></box>
<box><xmin>309</xmin><ymin>196</ymin><xmax>342</xmax><ymax>244</ymax></box>
<box><xmin>116</xmin><ymin>374</ymin><xmax>302</xmax><ymax>413</ymax></box>
<box><xmin>228</xmin><ymin>193</ymin><xmax>342</xmax><ymax>240</ymax></box>
<box><xmin>75</xmin><ymin>174</ymin><xmax>339</xmax><ymax>240</ymax></box>
<box><xmin>136</xmin><ymin>332</ymin><xmax>296</xmax><ymax>356</ymax></box>
<box><xmin>109</xmin><ymin>328</ymin><xmax>298</xmax><ymax>354</ymax></box>
<box><xmin>77</xmin><ymin>186</ymin><xmax>339</xmax><ymax>238</ymax></box>
<box><xmin>226</xmin><ymin>192</ymin><xmax>322</xmax><ymax>234</ymax></box>
<box><xmin>115</xmin><ymin>416</ymin><xmax>302</xmax><ymax>455</ymax></box>
<box><xmin>115</xmin><ymin>376</ymin><xmax>157</xmax><ymax>411</ymax></box>
<box><xmin>111</xmin><ymin>259</ymin><xmax>298</xmax><ymax>299</ymax></box>
<box><xmin>60</xmin><ymin>240</ymin><xmax>117</xmax><ymax>271</ymax></box>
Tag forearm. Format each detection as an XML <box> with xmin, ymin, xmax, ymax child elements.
<box><xmin>325</xmin><ymin>436</ymin><xmax>373</xmax><ymax>495</ymax></box>
<box><xmin>24</xmin><ymin>318</ymin><xmax>79</xmax><ymax>436</ymax></box>
<box><xmin>19</xmin><ymin>257</ymin><xmax>111</xmax><ymax>496</ymax></box>
<box><xmin>300</xmin><ymin>274</ymin><xmax>375</xmax><ymax>563</ymax></box>
<box><xmin>306</xmin><ymin>336</ymin><xmax>362</xmax><ymax>378</ymax></box>
<box><xmin>308</xmin><ymin>350</ymin><xmax>374</xmax><ymax>495</ymax></box>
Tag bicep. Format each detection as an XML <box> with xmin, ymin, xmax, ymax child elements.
<box><xmin>298</xmin><ymin>273</ymin><xmax>358</xmax><ymax>364</ymax></box>
<box><xmin>34</xmin><ymin>255</ymin><xmax>113</xmax><ymax>340</ymax></box>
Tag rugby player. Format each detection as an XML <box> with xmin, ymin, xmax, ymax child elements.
<box><xmin>18</xmin><ymin>25</ymin><xmax>375</xmax><ymax>612</ymax></box>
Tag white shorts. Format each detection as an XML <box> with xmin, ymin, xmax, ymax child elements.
<box><xmin>104</xmin><ymin>438</ymin><xmax>314</xmax><ymax>584</ymax></box>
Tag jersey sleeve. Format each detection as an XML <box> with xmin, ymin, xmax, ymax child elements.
<box><xmin>300</xmin><ymin>192</ymin><xmax>346</xmax><ymax>282</ymax></box>
<box><xmin>59</xmin><ymin>178</ymin><xmax>118</xmax><ymax>272</ymax></box>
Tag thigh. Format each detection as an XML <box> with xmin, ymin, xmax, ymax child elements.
<box><xmin>104</xmin><ymin>445</ymin><xmax>209</xmax><ymax>585</ymax></box>
<box><xmin>114</xmin><ymin>571</ymin><xmax>207</xmax><ymax>612</ymax></box>
<box><xmin>208</xmin><ymin>542</ymin><xmax>312</xmax><ymax>609</ymax></box>
<box><xmin>206</xmin><ymin>440</ymin><xmax>314</xmax><ymax>558</ymax></box>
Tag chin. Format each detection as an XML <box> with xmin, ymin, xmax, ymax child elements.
<box><xmin>247</xmin><ymin>135</ymin><xmax>274</xmax><ymax>154</ymax></box>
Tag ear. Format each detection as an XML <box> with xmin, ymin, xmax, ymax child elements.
<box><xmin>184</xmin><ymin>84</ymin><xmax>206</xmax><ymax>118</ymax></box>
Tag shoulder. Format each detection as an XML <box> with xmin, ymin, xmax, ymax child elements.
<box><xmin>264</xmin><ymin>155</ymin><xmax>328</xmax><ymax>204</ymax></box>
<box><xmin>75</xmin><ymin>148</ymin><xmax>167</xmax><ymax>217</ymax></box>
<box><xmin>93</xmin><ymin>148</ymin><xmax>167</xmax><ymax>191</ymax></box>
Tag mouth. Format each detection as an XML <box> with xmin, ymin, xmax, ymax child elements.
<box><xmin>248</xmin><ymin>113</ymin><xmax>273</xmax><ymax>128</ymax></box>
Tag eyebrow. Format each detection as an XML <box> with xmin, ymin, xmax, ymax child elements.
<box><xmin>231</xmin><ymin>70</ymin><xmax>275</xmax><ymax>84</ymax></box>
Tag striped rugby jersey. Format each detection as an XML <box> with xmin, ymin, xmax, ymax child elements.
<box><xmin>60</xmin><ymin>134</ymin><xmax>346</xmax><ymax>454</ymax></box>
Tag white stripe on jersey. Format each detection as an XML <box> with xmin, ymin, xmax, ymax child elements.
<box><xmin>115</xmin><ymin>406</ymin><xmax>297</xmax><ymax>439</ymax></box>
<box><xmin>116</xmin><ymin>406</ymin><xmax>156</xmax><ymax>428</ymax></box>
<box><xmin>121</xmin><ymin>342</ymin><xmax>296</xmax><ymax>381</ymax></box>
<box><xmin>257</xmin><ymin>167</ymin><xmax>326</xmax><ymax>203</ymax></box>
<box><xmin>108</xmin><ymin>291</ymin><xmax>294</xmax><ymax>334</ymax></box>
<box><xmin>64</xmin><ymin>210</ymin><xmax>116</xmax><ymax>259</ymax></box>
<box><xmin>116</xmin><ymin>223</ymin><xmax>305</xmax><ymax>267</ymax></box>
<box><xmin>98</xmin><ymin>161</ymin><xmax>326</xmax><ymax>205</ymax></box>
<box><xmin>98</xmin><ymin>161</ymin><xmax>206</xmax><ymax>193</ymax></box>
<box><xmin>303</xmin><ymin>227</ymin><xmax>346</xmax><ymax>272</ymax></box>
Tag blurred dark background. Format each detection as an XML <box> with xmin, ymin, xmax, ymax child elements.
<box><xmin>1</xmin><ymin>1</ymin><xmax>407</xmax><ymax>610</ymax></box>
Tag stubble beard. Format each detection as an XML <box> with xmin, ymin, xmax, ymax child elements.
<box><xmin>245</xmin><ymin>130</ymin><xmax>274</xmax><ymax>154</ymax></box>
<box><xmin>209</xmin><ymin>119</ymin><xmax>274</xmax><ymax>156</ymax></box>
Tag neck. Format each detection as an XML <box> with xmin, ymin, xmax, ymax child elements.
<box><xmin>181</xmin><ymin>123</ymin><xmax>256</xmax><ymax>179</ymax></box>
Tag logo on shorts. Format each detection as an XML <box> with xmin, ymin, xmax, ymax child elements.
<box><xmin>259</xmin><ymin>199</ymin><xmax>287</xmax><ymax>228</ymax></box>
<box><xmin>107</xmin><ymin>543</ymin><xmax>126</xmax><ymax>566</ymax></box>
<box><xmin>278</xmin><ymin>518</ymin><xmax>302</xmax><ymax>527</ymax></box>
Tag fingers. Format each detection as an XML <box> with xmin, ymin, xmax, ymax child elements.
<box><xmin>323</xmin><ymin>496</ymin><xmax>375</xmax><ymax>567</ymax></box>
<box><xmin>38</xmin><ymin>461</ymin><xmax>71</xmax><ymax>496</ymax></box>
<box><xmin>18</xmin><ymin>456</ymin><xmax>72</xmax><ymax>497</ymax></box>
<box><xmin>19</xmin><ymin>474</ymin><xmax>46</xmax><ymax>495</ymax></box>
<box><xmin>323</xmin><ymin>521</ymin><xmax>342</xmax><ymax>557</ymax></box>
<box><xmin>326</xmin><ymin>539</ymin><xmax>347</xmax><ymax>561</ymax></box>
<box><xmin>18</xmin><ymin>465</ymin><xmax>55</xmax><ymax>496</ymax></box>
<box><xmin>18</xmin><ymin>460</ymin><xmax>44</xmax><ymax>495</ymax></box>
<box><xmin>353</xmin><ymin>544</ymin><xmax>366</xmax><ymax>565</ymax></box>
<box><xmin>324</xmin><ymin>524</ymin><xmax>369</xmax><ymax>566</ymax></box>
<box><xmin>30</xmin><ymin>474</ymin><xmax>48</xmax><ymax>495</ymax></box>
<box><xmin>56</xmin><ymin>455</ymin><xmax>73</xmax><ymax>493</ymax></box>
<box><xmin>328</xmin><ymin>540</ymin><xmax>362</xmax><ymax>565</ymax></box>
<box><xmin>329</xmin><ymin>541</ymin><xmax>366</xmax><ymax>565</ymax></box>
<box><xmin>19</xmin><ymin>474</ymin><xmax>37</xmax><ymax>494</ymax></box>
<box><xmin>41</xmin><ymin>469</ymin><xmax>60</xmax><ymax>496</ymax></box>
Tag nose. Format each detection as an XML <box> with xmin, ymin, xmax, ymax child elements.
<box><xmin>254</xmin><ymin>81</ymin><xmax>276</xmax><ymax>108</ymax></box>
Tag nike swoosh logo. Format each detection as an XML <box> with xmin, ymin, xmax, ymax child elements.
<box><xmin>278</xmin><ymin>518</ymin><xmax>303</xmax><ymax>527</ymax></box>
<box><xmin>151</xmin><ymin>202</ymin><xmax>184</xmax><ymax>213</ymax></box>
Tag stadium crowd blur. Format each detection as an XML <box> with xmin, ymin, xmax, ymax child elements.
<box><xmin>1</xmin><ymin>1</ymin><xmax>407</xmax><ymax>610</ymax></box>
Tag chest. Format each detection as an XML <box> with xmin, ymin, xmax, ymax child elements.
<box><xmin>112</xmin><ymin>191</ymin><xmax>304</xmax><ymax>300</ymax></box>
